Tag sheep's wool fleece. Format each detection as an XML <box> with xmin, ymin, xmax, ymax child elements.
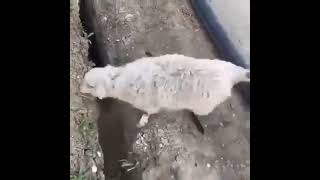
<box><xmin>109</xmin><ymin>54</ymin><xmax>249</xmax><ymax>115</ymax></box>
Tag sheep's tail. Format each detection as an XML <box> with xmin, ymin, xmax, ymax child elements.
<box><xmin>233</xmin><ymin>67</ymin><xmax>250</xmax><ymax>84</ymax></box>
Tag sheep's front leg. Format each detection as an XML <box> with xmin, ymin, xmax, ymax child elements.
<box><xmin>137</xmin><ymin>114</ymin><xmax>150</xmax><ymax>128</ymax></box>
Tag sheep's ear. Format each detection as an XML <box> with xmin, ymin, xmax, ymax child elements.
<box><xmin>95</xmin><ymin>82</ymin><xmax>106</xmax><ymax>99</ymax></box>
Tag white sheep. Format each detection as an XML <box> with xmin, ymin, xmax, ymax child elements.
<box><xmin>80</xmin><ymin>54</ymin><xmax>250</xmax><ymax>130</ymax></box>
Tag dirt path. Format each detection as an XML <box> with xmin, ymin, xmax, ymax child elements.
<box><xmin>78</xmin><ymin>0</ymin><xmax>250</xmax><ymax>180</ymax></box>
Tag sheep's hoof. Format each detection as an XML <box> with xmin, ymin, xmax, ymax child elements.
<box><xmin>137</xmin><ymin>114</ymin><xmax>149</xmax><ymax>128</ymax></box>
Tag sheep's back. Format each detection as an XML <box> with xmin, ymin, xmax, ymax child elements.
<box><xmin>116</xmin><ymin>55</ymin><xmax>234</xmax><ymax>113</ymax></box>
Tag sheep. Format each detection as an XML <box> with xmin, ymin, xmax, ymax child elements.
<box><xmin>80</xmin><ymin>54</ymin><xmax>250</xmax><ymax>132</ymax></box>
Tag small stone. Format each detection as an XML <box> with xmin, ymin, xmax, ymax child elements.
<box><xmin>232</xmin><ymin>113</ymin><xmax>236</xmax><ymax>117</ymax></box>
<box><xmin>91</xmin><ymin>165</ymin><xmax>97</xmax><ymax>173</ymax></box>
<box><xmin>204</xmin><ymin>124</ymin><xmax>208</xmax><ymax>128</ymax></box>
<box><xmin>206</xmin><ymin>163</ymin><xmax>211</xmax><ymax>168</ymax></box>
<box><xmin>219</xmin><ymin>122</ymin><xmax>224</xmax><ymax>127</ymax></box>
<box><xmin>220</xmin><ymin>157</ymin><xmax>224</xmax><ymax>160</ymax></box>
<box><xmin>221</xmin><ymin>144</ymin><xmax>225</xmax><ymax>148</ymax></box>
<box><xmin>159</xmin><ymin>144</ymin><xmax>163</xmax><ymax>148</ymax></box>
<box><xmin>103</xmin><ymin>16</ymin><xmax>107</xmax><ymax>21</ymax></box>
<box><xmin>124</xmin><ymin>14</ymin><xmax>134</xmax><ymax>21</ymax></box>
<box><xmin>97</xmin><ymin>151</ymin><xmax>102</xmax><ymax>157</ymax></box>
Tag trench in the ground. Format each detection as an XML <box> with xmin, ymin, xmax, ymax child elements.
<box><xmin>79</xmin><ymin>1</ymin><xmax>142</xmax><ymax>179</ymax></box>
<box><xmin>78</xmin><ymin>1</ymin><xmax>250</xmax><ymax>180</ymax></box>
<box><xmin>79</xmin><ymin>0</ymin><xmax>101</xmax><ymax>68</ymax></box>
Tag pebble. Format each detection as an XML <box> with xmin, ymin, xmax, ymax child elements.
<box><xmin>219</xmin><ymin>122</ymin><xmax>224</xmax><ymax>127</ymax></box>
<box><xmin>97</xmin><ymin>151</ymin><xmax>102</xmax><ymax>157</ymax></box>
<box><xmin>159</xmin><ymin>144</ymin><xmax>163</xmax><ymax>148</ymax></box>
<box><xmin>206</xmin><ymin>163</ymin><xmax>211</xmax><ymax>168</ymax></box>
<box><xmin>124</xmin><ymin>14</ymin><xmax>134</xmax><ymax>21</ymax></box>
<box><xmin>91</xmin><ymin>165</ymin><xmax>97</xmax><ymax>173</ymax></box>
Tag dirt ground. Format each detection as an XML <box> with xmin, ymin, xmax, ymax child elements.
<box><xmin>70</xmin><ymin>0</ymin><xmax>105</xmax><ymax>179</ymax></box>
<box><xmin>72</xmin><ymin>0</ymin><xmax>250</xmax><ymax>180</ymax></box>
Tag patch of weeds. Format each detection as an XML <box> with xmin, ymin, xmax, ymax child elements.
<box><xmin>81</xmin><ymin>31</ymin><xmax>94</xmax><ymax>44</ymax></box>
<box><xmin>78</xmin><ymin>119</ymin><xmax>96</xmax><ymax>138</ymax></box>
<box><xmin>70</xmin><ymin>174</ymin><xmax>86</xmax><ymax>180</ymax></box>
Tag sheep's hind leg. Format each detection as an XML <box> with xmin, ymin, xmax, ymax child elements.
<box><xmin>137</xmin><ymin>114</ymin><xmax>150</xmax><ymax>128</ymax></box>
<box><xmin>188</xmin><ymin>111</ymin><xmax>205</xmax><ymax>135</ymax></box>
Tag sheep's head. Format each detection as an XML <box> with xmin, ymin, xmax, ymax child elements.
<box><xmin>80</xmin><ymin>66</ymin><xmax>117</xmax><ymax>99</ymax></box>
